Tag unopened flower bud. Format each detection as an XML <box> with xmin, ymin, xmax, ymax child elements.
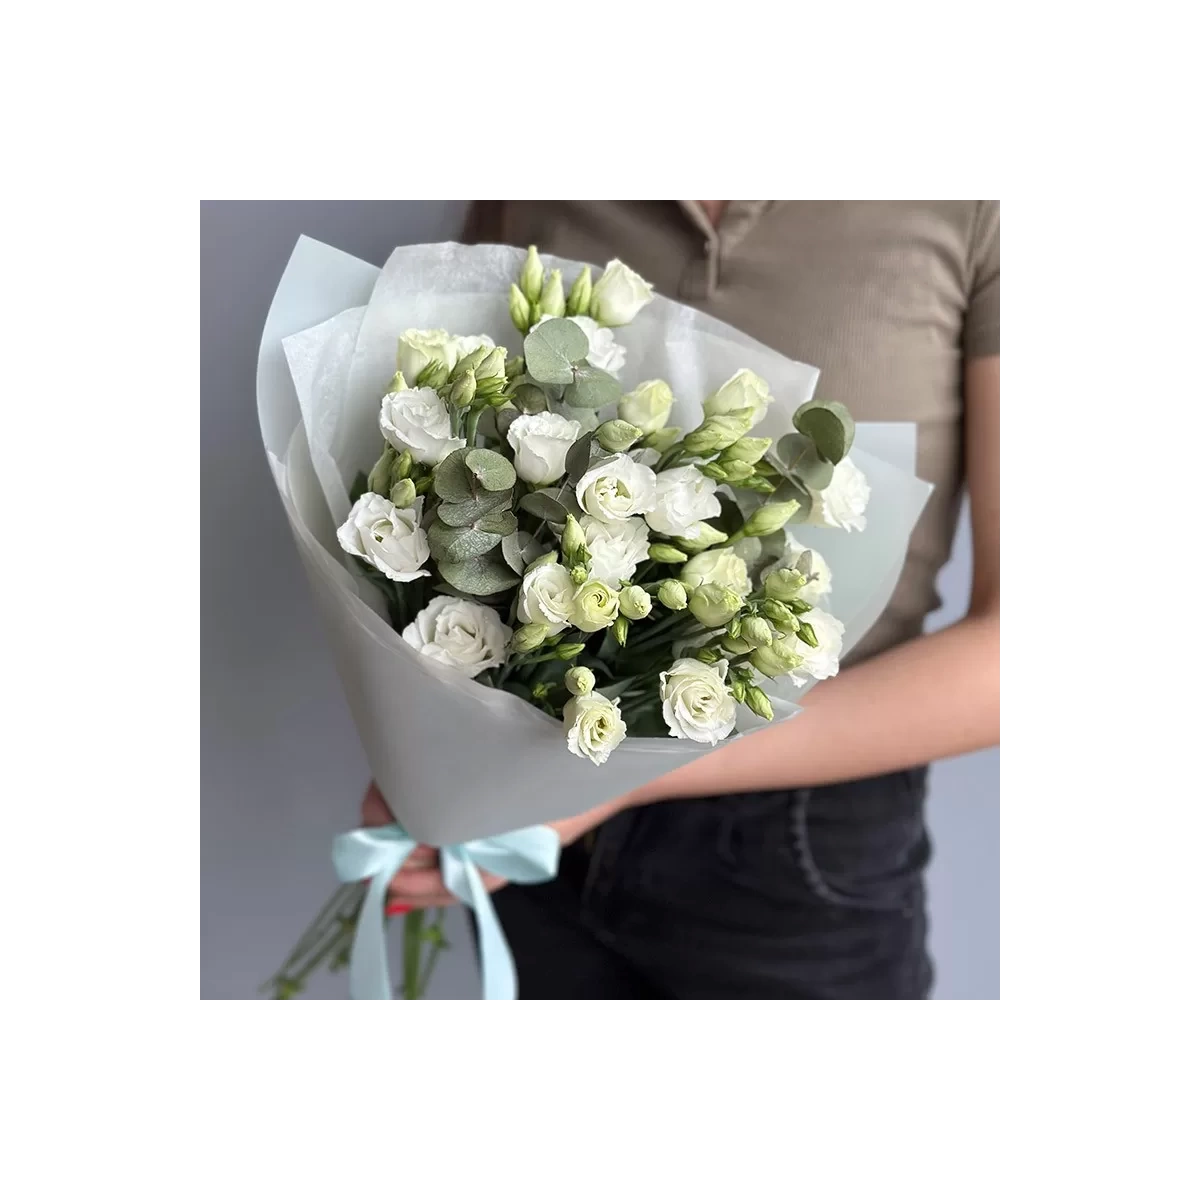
<box><xmin>741</xmin><ymin>499</ymin><xmax>800</xmax><ymax>539</ymax></box>
<box><xmin>642</xmin><ymin>426</ymin><xmax>681</xmax><ymax>454</ymax></box>
<box><xmin>367</xmin><ymin>444</ymin><xmax>398</xmax><ymax>494</ymax></box>
<box><xmin>475</xmin><ymin>346</ymin><xmax>507</xmax><ymax>384</ymax></box>
<box><xmin>505</xmin><ymin>354</ymin><xmax>525</xmax><ymax>380</ymax></box>
<box><xmin>519</xmin><ymin>245</ymin><xmax>544</xmax><ymax>304</ymax></box>
<box><xmin>750</xmin><ymin>637</ymin><xmax>805</xmax><ymax>678</ymax></box>
<box><xmin>618</xmin><ymin>584</ymin><xmax>653</xmax><ymax>620</ymax></box>
<box><xmin>648</xmin><ymin>543</ymin><xmax>689</xmax><ymax>564</ymax></box>
<box><xmin>797</xmin><ymin>621</ymin><xmax>820</xmax><ymax>648</ymax></box>
<box><xmin>682</xmin><ymin>408</ymin><xmax>756</xmax><ymax>456</ymax></box>
<box><xmin>511</xmin><ymin>623</ymin><xmax>551</xmax><ymax>653</ymax></box>
<box><xmin>613</xmin><ymin>615</ymin><xmax>630</xmax><ymax>646</ymax></box>
<box><xmin>389</xmin><ymin>478</ymin><xmax>416</xmax><ymax>509</ymax></box>
<box><xmin>762</xmin><ymin>599</ymin><xmax>800</xmax><ymax>633</ymax></box>
<box><xmin>416</xmin><ymin>360</ymin><xmax>450</xmax><ymax>390</ymax></box>
<box><xmin>565</xmin><ymin>666</ymin><xmax>596</xmax><ymax>696</ymax></box>
<box><xmin>721</xmin><ymin>437</ymin><xmax>773</xmax><ymax>465</ymax></box>
<box><xmin>730</xmin><ymin>678</ymin><xmax>748</xmax><ymax>703</ymax></box>
<box><xmin>562</xmin><ymin>514</ymin><xmax>588</xmax><ymax>562</ymax></box>
<box><xmin>696</xmin><ymin>646</ymin><xmax>723</xmax><ymax>666</ymax></box>
<box><xmin>675</xmin><ymin>523</ymin><xmax>728</xmax><ymax>553</ymax></box>
<box><xmin>595</xmin><ymin>419</ymin><xmax>642</xmax><ymax>453</ymax></box>
<box><xmin>449</xmin><ymin>370</ymin><xmax>476</xmax><ymax>408</ymax></box>
<box><xmin>510</xmin><ymin>284</ymin><xmax>532</xmax><ymax>333</ymax></box>
<box><xmin>741</xmin><ymin>616</ymin><xmax>774</xmax><ymax>648</ymax></box>
<box><xmin>570</xmin><ymin>564</ymin><xmax>589</xmax><ymax>585</ymax></box>
<box><xmin>555</xmin><ymin>642</ymin><xmax>587</xmax><ymax>660</ymax></box>
<box><xmin>744</xmin><ymin>685</ymin><xmax>774</xmax><ymax>721</ymax></box>
<box><xmin>539</xmin><ymin>268</ymin><xmax>566</xmax><ymax>318</ymax></box>
<box><xmin>657</xmin><ymin>579</ymin><xmax>689</xmax><ymax>610</ymax></box>
<box><xmin>763</xmin><ymin>568</ymin><xmax>806</xmax><ymax>603</ymax></box>
<box><xmin>566</xmin><ymin>266</ymin><xmax>593</xmax><ymax>317</ymax></box>
<box><xmin>723</xmin><ymin>635</ymin><xmax>753</xmax><ymax>655</ymax></box>
<box><xmin>688</xmin><ymin>583</ymin><xmax>742</xmax><ymax>629</ymax></box>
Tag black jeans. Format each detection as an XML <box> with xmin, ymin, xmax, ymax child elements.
<box><xmin>490</xmin><ymin>767</ymin><xmax>934</xmax><ymax>999</ymax></box>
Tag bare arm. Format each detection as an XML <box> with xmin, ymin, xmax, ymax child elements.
<box><xmin>626</xmin><ymin>356</ymin><xmax>1000</xmax><ymax>803</ymax></box>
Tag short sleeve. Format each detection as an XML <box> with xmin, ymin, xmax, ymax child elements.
<box><xmin>964</xmin><ymin>201</ymin><xmax>1000</xmax><ymax>358</ymax></box>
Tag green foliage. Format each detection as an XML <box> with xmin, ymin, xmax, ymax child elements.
<box><xmin>438</xmin><ymin>555</ymin><xmax>520</xmax><ymax>596</ymax></box>
<box><xmin>775</xmin><ymin>431</ymin><xmax>835</xmax><ymax>490</ymax></box>
<box><xmin>465</xmin><ymin>448</ymin><xmax>516</xmax><ymax>492</ymax></box>
<box><xmin>518</xmin><ymin>490</ymin><xmax>569</xmax><ymax>523</ymax></box>
<box><xmin>436</xmin><ymin>488</ymin><xmax>512</xmax><ymax>528</ymax></box>
<box><xmin>563</xmin><ymin>365</ymin><xmax>622</xmax><ymax>409</ymax></box>
<box><xmin>427</xmin><ymin>518</ymin><xmax>505</xmax><ymax>564</ymax></box>
<box><xmin>565</xmin><ymin>433</ymin><xmax>594</xmax><ymax>485</ymax></box>
<box><xmin>501</xmin><ymin>531</ymin><xmax>546</xmax><ymax>576</ymax></box>
<box><xmin>523</xmin><ymin>318</ymin><xmax>590</xmax><ymax>385</ymax></box>
<box><xmin>792</xmin><ymin>399</ymin><xmax>855</xmax><ymax>464</ymax></box>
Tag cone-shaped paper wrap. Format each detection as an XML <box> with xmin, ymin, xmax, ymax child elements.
<box><xmin>257</xmin><ymin>238</ymin><xmax>932</xmax><ymax>843</ymax></box>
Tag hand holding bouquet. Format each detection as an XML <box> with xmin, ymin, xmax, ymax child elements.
<box><xmin>256</xmin><ymin>240</ymin><xmax>931</xmax><ymax>999</ymax></box>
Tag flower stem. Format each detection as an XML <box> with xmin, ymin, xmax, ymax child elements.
<box><xmin>402</xmin><ymin>910</ymin><xmax>424</xmax><ymax>999</ymax></box>
<box><xmin>465</xmin><ymin>407</ymin><xmax>483</xmax><ymax>448</ymax></box>
<box><xmin>415</xmin><ymin>910</ymin><xmax>447</xmax><ymax>997</ymax></box>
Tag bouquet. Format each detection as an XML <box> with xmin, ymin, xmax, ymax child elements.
<box><xmin>257</xmin><ymin>238</ymin><xmax>931</xmax><ymax>999</ymax></box>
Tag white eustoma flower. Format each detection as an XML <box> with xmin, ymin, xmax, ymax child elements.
<box><xmin>576</xmin><ymin>454</ymin><xmax>657</xmax><ymax>522</ymax></box>
<box><xmin>532</xmin><ymin>313</ymin><xmax>625</xmax><ymax>373</ymax></box>
<box><xmin>516</xmin><ymin>561</ymin><xmax>576</xmax><ymax>633</ymax></box>
<box><xmin>702</xmin><ymin>369</ymin><xmax>774</xmax><ymax>428</ymax></box>
<box><xmin>336</xmin><ymin>493</ymin><xmax>430</xmax><ymax>582</ymax></box>
<box><xmin>563</xmin><ymin>692</ymin><xmax>628</xmax><ymax>766</ymax></box>
<box><xmin>506</xmin><ymin>412</ymin><xmax>582</xmax><ymax>485</ymax></box>
<box><xmin>396</xmin><ymin>329</ymin><xmax>457</xmax><ymax>387</ymax></box>
<box><xmin>449</xmin><ymin>333</ymin><xmax>495</xmax><ymax>361</ymax></box>
<box><xmin>580</xmin><ymin>515</ymin><xmax>651</xmax><ymax>586</ymax></box>
<box><xmin>401</xmin><ymin>596</ymin><xmax>511</xmax><ymax>678</ymax></box>
<box><xmin>764</xmin><ymin>535</ymin><xmax>833</xmax><ymax>604</ymax></box>
<box><xmin>807</xmin><ymin>458</ymin><xmax>870</xmax><ymax>532</ymax></box>
<box><xmin>680</xmin><ymin>548</ymin><xmax>752</xmax><ymax>599</ymax></box>
<box><xmin>379</xmin><ymin>386</ymin><xmax>466</xmax><ymax>466</ymax></box>
<box><xmin>659</xmin><ymin>657</ymin><xmax>737</xmax><ymax>746</ymax></box>
<box><xmin>644</xmin><ymin>465</ymin><xmax>721</xmax><ymax>539</ymax></box>
<box><xmin>787</xmin><ymin>608</ymin><xmax>846</xmax><ymax>682</ymax></box>
<box><xmin>618</xmin><ymin>379</ymin><xmax>673</xmax><ymax>433</ymax></box>
<box><xmin>589</xmin><ymin>259</ymin><xmax>654</xmax><ymax>326</ymax></box>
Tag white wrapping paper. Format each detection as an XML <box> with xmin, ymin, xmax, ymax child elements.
<box><xmin>257</xmin><ymin>237</ymin><xmax>932</xmax><ymax>843</ymax></box>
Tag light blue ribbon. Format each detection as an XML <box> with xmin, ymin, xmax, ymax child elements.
<box><xmin>331</xmin><ymin>822</ymin><xmax>560</xmax><ymax>1001</ymax></box>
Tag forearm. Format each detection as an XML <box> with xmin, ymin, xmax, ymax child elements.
<box><xmin>625</xmin><ymin>609</ymin><xmax>999</xmax><ymax>804</ymax></box>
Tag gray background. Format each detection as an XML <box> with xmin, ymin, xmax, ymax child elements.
<box><xmin>201</xmin><ymin>200</ymin><xmax>999</xmax><ymax>1000</ymax></box>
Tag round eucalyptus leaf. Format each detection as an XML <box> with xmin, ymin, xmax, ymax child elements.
<box><xmin>501</xmin><ymin>531</ymin><xmax>546</xmax><ymax>576</ymax></box>
<box><xmin>465</xmin><ymin>448</ymin><xmax>516</xmax><ymax>492</ymax></box>
<box><xmin>439</xmin><ymin>555</ymin><xmax>520</xmax><ymax>596</ymax></box>
<box><xmin>563</xmin><ymin>365</ymin><xmax>623</xmax><ymax>409</ymax></box>
<box><xmin>523</xmin><ymin>318</ymin><xmax>590</xmax><ymax>385</ymax></box>
<box><xmin>518</xmin><ymin>491</ymin><xmax>569</xmax><ymax>523</ymax></box>
<box><xmin>427</xmin><ymin>518</ymin><xmax>504</xmax><ymax>564</ymax></box>
<box><xmin>432</xmin><ymin>448</ymin><xmax>475</xmax><ymax>502</ymax></box>
<box><xmin>775</xmin><ymin>431</ymin><xmax>835</xmax><ymax>490</ymax></box>
<box><xmin>435</xmin><ymin>489</ymin><xmax>512</xmax><ymax>528</ymax></box>
<box><xmin>792</xmin><ymin>400</ymin><xmax>855</xmax><ymax>464</ymax></box>
<box><xmin>476</xmin><ymin>509</ymin><xmax>518</xmax><ymax>537</ymax></box>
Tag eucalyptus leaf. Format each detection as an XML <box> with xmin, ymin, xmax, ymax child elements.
<box><xmin>427</xmin><ymin>518</ymin><xmax>504</xmax><ymax>564</ymax></box>
<box><xmin>436</xmin><ymin>489</ymin><xmax>512</xmax><ymax>528</ymax></box>
<box><xmin>349</xmin><ymin>470</ymin><xmax>370</xmax><ymax>505</ymax></box>
<box><xmin>439</xmin><ymin>555</ymin><xmax>520</xmax><ymax>596</ymax></box>
<box><xmin>519</xmin><ymin>491</ymin><xmax>569</xmax><ymax>523</ymax></box>
<box><xmin>432</xmin><ymin>448</ymin><xmax>476</xmax><ymax>503</ymax></box>
<box><xmin>465</xmin><ymin>448</ymin><xmax>516</xmax><ymax>492</ymax></box>
<box><xmin>501</xmin><ymin>531</ymin><xmax>545</xmax><ymax>576</ymax></box>
<box><xmin>512</xmin><ymin>380</ymin><xmax>548</xmax><ymax>415</ymax></box>
<box><xmin>565</xmin><ymin>433</ymin><xmax>594</xmax><ymax>486</ymax></box>
<box><xmin>757</xmin><ymin>529</ymin><xmax>787</xmax><ymax>565</ymax></box>
<box><xmin>496</xmin><ymin>407</ymin><xmax>520</xmax><ymax>439</ymax></box>
<box><xmin>523</xmin><ymin>318</ymin><xmax>590</xmax><ymax>385</ymax></box>
<box><xmin>774</xmin><ymin>432</ymin><xmax>835</xmax><ymax>490</ymax></box>
<box><xmin>792</xmin><ymin>399</ymin><xmax>855</xmax><ymax>464</ymax></box>
<box><xmin>476</xmin><ymin>509</ymin><xmax>518</xmax><ymax>536</ymax></box>
<box><xmin>563</xmin><ymin>364</ymin><xmax>622</xmax><ymax>409</ymax></box>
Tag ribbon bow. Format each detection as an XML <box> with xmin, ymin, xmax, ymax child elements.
<box><xmin>331</xmin><ymin>822</ymin><xmax>560</xmax><ymax>1001</ymax></box>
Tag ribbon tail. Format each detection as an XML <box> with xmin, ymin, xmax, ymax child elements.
<box><xmin>457</xmin><ymin>859</ymin><xmax>518</xmax><ymax>1001</ymax></box>
<box><xmin>349</xmin><ymin>870</ymin><xmax>398</xmax><ymax>1000</ymax></box>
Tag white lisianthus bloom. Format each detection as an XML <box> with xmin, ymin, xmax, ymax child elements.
<box><xmin>764</xmin><ymin>535</ymin><xmax>833</xmax><ymax>603</ymax></box>
<box><xmin>783</xmin><ymin>608</ymin><xmax>846</xmax><ymax>682</ymax></box>
<box><xmin>580</xmin><ymin>515</ymin><xmax>651</xmax><ymax>586</ymax></box>
<box><xmin>532</xmin><ymin>313</ymin><xmax>625</xmax><ymax>373</ymax></box>
<box><xmin>396</xmin><ymin>329</ymin><xmax>457</xmax><ymax>387</ymax></box>
<box><xmin>702</xmin><ymin>369</ymin><xmax>774</xmax><ymax>428</ymax></box>
<box><xmin>563</xmin><ymin>692</ymin><xmax>628</xmax><ymax>766</ymax></box>
<box><xmin>449</xmin><ymin>333</ymin><xmax>495</xmax><ymax>361</ymax></box>
<box><xmin>644</xmin><ymin>465</ymin><xmax>721</xmax><ymax>539</ymax></box>
<box><xmin>576</xmin><ymin>454</ymin><xmax>657</xmax><ymax>522</ymax></box>
<box><xmin>505</xmin><ymin>412</ymin><xmax>582</xmax><ymax>485</ymax></box>
<box><xmin>379</xmin><ymin>386</ymin><xmax>466</xmax><ymax>465</ymax></box>
<box><xmin>618</xmin><ymin>379</ymin><xmax>673</xmax><ymax>434</ymax></box>
<box><xmin>401</xmin><ymin>596</ymin><xmax>511</xmax><ymax>678</ymax></box>
<box><xmin>571</xmin><ymin>579</ymin><xmax>620</xmax><ymax>633</ymax></box>
<box><xmin>516</xmin><ymin>561</ymin><xmax>576</xmax><ymax>634</ymax></box>
<box><xmin>659</xmin><ymin>657</ymin><xmax>737</xmax><ymax>746</ymax></box>
<box><xmin>336</xmin><ymin>493</ymin><xmax>430</xmax><ymax>582</ymax></box>
<box><xmin>589</xmin><ymin>259</ymin><xmax>655</xmax><ymax>326</ymax></box>
<box><xmin>680</xmin><ymin>548</ymin><xmax>752</xmax><ymax>599</ymax></box>
<box><xmin>807</xmin><ymin>458</ymin><xmax>870</xmax><ymax>532</ymax></box>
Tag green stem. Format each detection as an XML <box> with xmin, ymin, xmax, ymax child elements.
<box><xmin>465</xmin><ymin>406</ymin><xmax>483</xmax><ymax>448</ymax></box>
<box><xmin>415</xmin><ymin>910</ymin><xmax>447</xmax><ymax>997</ymax></box>
<box><xmin>402</xmin><ymin>910</ymin><xmax>424</xmax><ymax>1000</ymax></box>
<box><xmin>276</xmin><ymin>883</ymin><xmax>357</xmax><ymax>973</ymax></box>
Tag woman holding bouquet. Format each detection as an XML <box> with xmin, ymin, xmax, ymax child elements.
<box><xmin>368</xmin><ymin>200</ymin><xmax>1000</xmax><ymax>1000</ymax></box>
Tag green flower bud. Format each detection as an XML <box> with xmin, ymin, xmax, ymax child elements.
<box><xmin>681</xmin><ymin>408</ymin><xmax>756</xmax><ymax>456</ymax></box>
<box><xmin>750</xmin><ymin>636</ymin><xmax>805</xmax><ymax>678</ymax></box>
<box><xmin>744</xmin><ymin>685</ymin><xmax>774</xmax><ymax>721</ymax></box>
<box><xmin>566</xmin><ymin>266</ymin><xmax>593</xmax><ymax>317</ymax></box>
<box><xmin>390</xmin><ymin>449</ymin><xmax>414</xmax><ymax>484</ymax></box>
<box><xmin>555</xmin><ymin>642</ymin><xmax>587</xmax><ymax>660</ymax></box>
<box><xmin>570</xmin><ymin>564</ymin><xmax>589</xmax><ymax>585</ymax></box>
<box><xmin>453</xmin><ymin>345</ymin><xmax>490</xmax><ymax>379</ymax></box>
<box><xmin>448</xmin><ymin>370</ymin><xmax>477</xmax><ymax>408</ymax></box>
<box><xmin>762</xmin><ymin>599</ymin><xmax>801</xmax><ymax>633</ymax></box>
<box><xmin>716</xmin><ymin>460</ymin><xmax>755</xmax><ymax>483</ymax></box>
<box><xmin>721</xmin><ymin>436</ymin><xmax>773</xmax><ymax>465</ymax></box>
<box><xmin>572</xmin><ymin>579</ymin><xmax>620</xmax><ymax>632</ymax></box>
<box><xmin>740</xmin><ymin>473</ymin><xmax>777</xmax><ymax>496</ymax></box>
<box><xmin>613</xmin><ymin>615</ymin><xmax>630</xmax><ymax>647</ymax></box>
<box><xmin>511</xmin><ymin>623</ymin><xmax>551</xmax><ymax>653</ymax></box>
<box><xmin>674</xmin><ymin>523</ymin><xmax>728</xmax><ymax>553</ymax></box>
<box><xmin>389</xmin><ymin>478</ymin><xmax>416</xmax><ymax>509</ymax></box>
<box><xmin>565</xmin><ymin>666</ymin><xmax>596</xmax><ymax>696</ymax></box>
<box><xmin>741</xmin><ymin>499</ymin><xmax>801</xmax><ymax>539</ymax></box>
<box><xmin>412</xmin><ymin>475</ymin><xmax>432</xmax><ymax>496</ymax></box>
<box><xmin>528</xmin><ymin>550</ymin><xmax>558</xmax><ymax>571</ymax></box>
<box><xmin>723</xmin><ymin>634</ymin><xmax>753</xmax><ymax>655</ymax></box>
<box><xmin>642</xmin><ymin>426</ymin><xmax>682</xmax><ymax>454</ymax></box>
<box><xmin>531</xmin><ymin>681</ymin><xmax>552</xmax><ymax>702</ymax></box>
<box><xmin>562</xmin><ymin>514</ymin><xmax>588</xmax><ymax>564</ymax></box>
<box><xmin>700</xmin><ymin>462</ymin><xmax>730</xmax><ymax>482</ymax></box>
<box><xmin>539</xmin><ymin>268</ymin><xmax>566</xmax><ymax>318</ymax></box>
<box><xmin>519</xmin><ymin>245</ymin><xmax>545</xmax><ymax>304</ymax></box>
<box><xmin>509</xmin><ymin>283</ymin><xmax>532</xmax><ymax>334</ymax></box>
<box><xmin>657</xmin><ymin>579</ymin><xmax>690</xmax><ymax>611</ymax></box>
<box><xmin>618</xmin><ymin>585</ymin><xmax>653</xmax><ymax>620</ymax></box>
<box><xmin>367</xmin><ymin>444</ymin><xmax>398</xmax><ymax>495</ymax></box>
<box><xmin>475</xmin><ymin>346</ymin><xmax>508</xmax><ymax>384</ymax></box>
<box><xmin>797</xmin><ymin>621</ymin><xmax>820</xmax><ymax>648</ymax></box>
<box><xmin>416</xmin><ymin>360</ymin><xmax>450</xmax><ymax>390</ymax></box>
<box><xmin>731</xmin><ymin>678</ymin><xmax>748</xmax><ymax>703</ymax></box>
<box><xmin>696</xmin><ymin>646</ymin><xmax>723</xmax><ymax>666</ymax></box>
<box><xmin>763</xmin><ymin>568</ymin><xmax>807</xmax><ymax>603</ymax></box>
<box><xmin>728</xmin><ymin>617</ymin><xmax>742</xmax><ymax>640</ymax></box>
<box><xmin>648</xmin><ymin>543</ymin><xmax>689</xmax><ymax>564</ymax></box>
<box><xmin>741</xmin><ymin>616</ymin><xmax>775</xmax><ymax>648</ymax></box>
<box><xmin>386</xmin><ymin>370</ymin><xmax>407</xmax><ymax>393</ymax></box>
<box><xmin>595</xmin><ymin>419</ymin><xmax>643</xmax><ymax>453</ymax></box>
<box><xmin>688</xmin><ymin>583</ymin><xmax>742</xmax><ymax>629</ymax></box>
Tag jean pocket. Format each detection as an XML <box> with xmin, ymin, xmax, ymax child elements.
<box><xmin>788</xmin><ymin>771</ymin><xmax>931</xmax><ymax>912</ymax></box>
